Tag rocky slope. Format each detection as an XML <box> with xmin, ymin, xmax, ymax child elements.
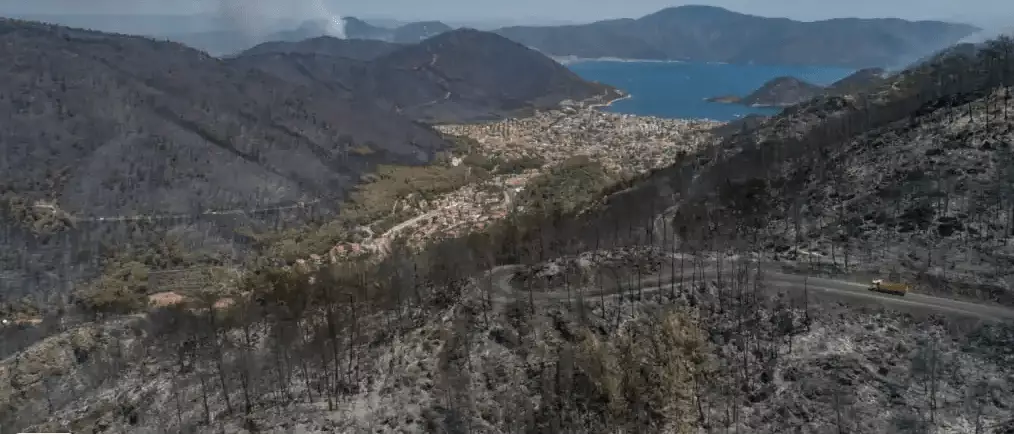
<box><xmin>702</xmin><ymin>44</ymin><xmax>1014</xmax><ymax>307</ymax></box>
<box><xmin>234</xmin><ymin>29</ymin><xmax>616</xmax><ymax>123</ymax></box>
<box><xmin>494</xmin><ymin>5</ymin><xmax>978</xmax><ymax>68</ymax></box>
<box><xmin>755</xmin><ymin>87</ymin><xmax>1014</xmax><ymax>302</ymax></box>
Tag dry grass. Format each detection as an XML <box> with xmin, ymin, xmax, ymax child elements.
<box><xmin>341</xmin><ymin>164</ymin><xmax>478</xmax><ymax>226</ymax></box>
<box><xmin>260</xmin><ymin>162</ymin><xmax>485</xmax><ymax>263</ymax></box>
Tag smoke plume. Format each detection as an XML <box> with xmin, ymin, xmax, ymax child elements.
<box><xmin>958</xmin><ymin>26</ymin><xmax>1014</xmax><ymax>44</ymax></box>
<box><xmin>215</xmin><ymin>0</ymin><xmax>345</xmax><ymax>39</ymax></box>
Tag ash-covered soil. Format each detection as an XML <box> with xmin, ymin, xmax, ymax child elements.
<box><xmin>749</xmin><ymin>88</ymin><xmax>1014</xmax><ymax>306</ymax></box>
<box><xmin>6</xmin><ymin>259</ymin><xmax>1012</xmax><ymax>433</ymax></box>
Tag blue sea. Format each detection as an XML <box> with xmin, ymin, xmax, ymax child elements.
<box><xmin>568</xmin><ymin>60</ymin><xmax>855</xmax><ymax>121</ymax></box>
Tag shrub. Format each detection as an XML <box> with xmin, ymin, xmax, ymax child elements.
<box><xmin>341</xmin><ymin>164</ymin><xmax>472</xmax><ymax>225</ymax></box>
<box><xmin>495</xmin><ymin>155</ymin><xmax>545</xmax><ymax>175</ymax></box>
<box><xmin>462</xmin><ymin>153</ymin><xmax>498</xmax><ymax>171</ymax></box>
<box><xmin>520</xmin><ymin>156</ymin><xmax>613</xmax><ymax>215</ymax></box>
<box><xmin>575</xmin><ymin>309</ymin><xmax>710</xmax><ymax>433</ymax></box>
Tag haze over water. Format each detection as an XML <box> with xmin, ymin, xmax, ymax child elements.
<box><xmin>568</xmin><ymin>60</ymin><xmax>855</xmax><ymax>121</ymax></box>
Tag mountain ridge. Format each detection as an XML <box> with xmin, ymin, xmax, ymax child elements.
<box><xmin>233</xmin><ymin>29</ymin><xmax>616</xmax><ymax>124</ymax></box>
<box><xmin>0</xmin><ymin>17</ymin><xmax>449</xmax><ymax>218</ymax></box>
<box><xmin>493</xmin><ymin>5</ymin><xmax>979</xmax><ymax>67</ymax></box>
<box><xmin>234</xmin><ymin>37</ymin><xmax>402</xmax><ymax>61</ymax></box>
<box><xmin>155</xmin><ymin>6</ymin><xmax>977</xmax><ymax>63</ymax></box>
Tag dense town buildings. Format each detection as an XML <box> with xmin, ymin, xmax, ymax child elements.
<box><xmin>331</xmin><ymin>103</ymin><xmax>721</xmax><ymax>257</ymax></box>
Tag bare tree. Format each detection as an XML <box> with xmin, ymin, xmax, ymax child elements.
<box><xmin>193</xmin><ymin>291</ymin><xmax>233</xmax><ymax>416</ymax></box>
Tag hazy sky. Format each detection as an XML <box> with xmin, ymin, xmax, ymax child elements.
<box><xmin>2</xmin><ymin>0</ymin><xmax>1012</xmax><ymax>27</ymax></box>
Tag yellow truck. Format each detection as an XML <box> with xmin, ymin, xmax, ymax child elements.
<box><xmin>868</xmin><ymin>279</ymin><xmax>909</xmax><ymax>296</ymax></box>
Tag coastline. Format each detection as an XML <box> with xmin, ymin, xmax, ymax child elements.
<box><xmin>554</xmin><ymin>55</ymin><xmax>686</xmax><ymax>65</ymax></box>
<box><xmin>588</xmin><ymin>93</ymin><xmax>632</xmax><ymax>110</ymax></box>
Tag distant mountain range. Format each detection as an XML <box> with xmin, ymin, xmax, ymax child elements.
<box><xmin>235</xmin><ymin>36</ymin><xmax>400</xmax><ymax>61</ymax></box>
<box><xmin>343</xmin><ymin>18</ymin><xmax>454</xmax><ymax>43</ymax></box>
<box><xmin>708</xmin><ymin>68</ymin><xmax>888</xmax><ymax>107</ymax></box>
<box><xmin>151</xmin><ymin>6</ymin><xmax>979</xmax><ymax>66</ymax></box>
<box><xmin>165</xmin><ymin>17</ymin><xmax>455</xmax><ymax>57</ymax></box>
<box><xmin>231</xmin><ymin>30</ymin><xmax>614</xmax><ymax>123</ymax></box>
<box><xmin>494</xmin><ymin>6</ymin><xmax>979</xmax><ymax>68</ymax></box>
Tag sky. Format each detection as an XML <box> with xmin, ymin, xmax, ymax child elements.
<box><xmin>2</xmin><ymin>0</ymin><xmax>1012</xmax><ymax>29</ymax></box>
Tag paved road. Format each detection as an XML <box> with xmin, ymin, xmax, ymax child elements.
<box><xmin>67</xmin><ymin>200</ymin><xmax>323</xmax><ymax>223</ymax></box>
<box><xmin>487</xmin><ymin>260</ymin><xmax>1014</xmax><ymax>322</ymax></box>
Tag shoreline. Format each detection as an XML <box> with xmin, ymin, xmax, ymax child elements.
<box><xmin>555</xmin><ymin>55</ymin><xmax>688</xmax><ymax>65</ymax></box>
<box><xmin>583</xmin><ymin>93</ymin><xmax>726</xmax><ymax>123</ymax></box>
<box><xmin>588</xmin><ymin>93</ymin><xmax>632</xmax><ymax>110</ymax></box>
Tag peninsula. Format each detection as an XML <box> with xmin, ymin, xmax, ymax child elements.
<box><xmin>708</xmin><ymin>67</ymin><xmax>888</xmax><ymax>107</ymax></box>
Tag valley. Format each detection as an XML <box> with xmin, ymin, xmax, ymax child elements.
<box><xmin>131</xmin><ymin>98</ymin><xmax>719</xmax><ymax>308</ymax></box>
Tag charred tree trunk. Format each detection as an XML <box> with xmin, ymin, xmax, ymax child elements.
<box><xmin>207</xmin><ymin>307</ymin><xmax>233</xmax><ymax>415</ymax></box>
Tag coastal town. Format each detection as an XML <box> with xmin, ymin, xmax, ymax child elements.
<box><xmin>324</xmin><ymin>99</ymin><xmax>722</xmax><ymax>260</ymax></box>
<box><xmin>437</xmin><ymin>98</ymin><xmax>719</xmax><ymax>176</ymax></box>
<box><xmin>134</xmin><ymin>97</ymin><xmax>725</xmax><ymax>306</ymax></box>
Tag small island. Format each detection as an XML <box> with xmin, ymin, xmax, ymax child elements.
<box><xmin>707</xmin><ymin>67</ymin><xmax>888</xmax><ymax>108</ymax></box>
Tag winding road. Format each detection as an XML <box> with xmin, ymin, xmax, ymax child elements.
<box><xmin>63</xmin><ymin>199</ymin><xmax>323</xmax><ymax>224</ymax></box>
<box><xmin>486</xmin><ymin>259</ymin><xmax>1014</xmax><ymax>322</ymax></box>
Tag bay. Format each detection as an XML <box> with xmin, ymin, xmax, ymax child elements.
<box><xmin>568</xmin><ymin>60</ymin><xmax>855</xmax><ymax>121</ymax></box>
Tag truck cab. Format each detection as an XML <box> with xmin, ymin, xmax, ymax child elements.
<box><xmin>869</xmin><ymin>278</ymin><xmax>909</xmax><ymax>296</ymax></box>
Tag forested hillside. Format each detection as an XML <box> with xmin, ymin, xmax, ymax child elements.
<box><xmin>164</xmin><ymin>17</ymin><xmax>452</xmax><ymax>57</ymax></box>
<box><xmin>234</xmin><ymin>37</ymin><xmax>401</xmax><ymax>61</ymax></box>
<box><xmin>232</xmin><ymin>29</ymin><xmax>616</xmax><ymax>123</ymax></box>
<box><xmin>709</xmin><ymin>68</ymin><xmax>888</xmax><ymax>107</ymax></box>
<box><xmin>0</xmin><ymin>18</ymin><xmax>447</xmax><ymax>218</ymax></box>
<box><xmin>0</xmin><ymin>17</ymin><xmax>458</xmax><ymax>309</ymax></box>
